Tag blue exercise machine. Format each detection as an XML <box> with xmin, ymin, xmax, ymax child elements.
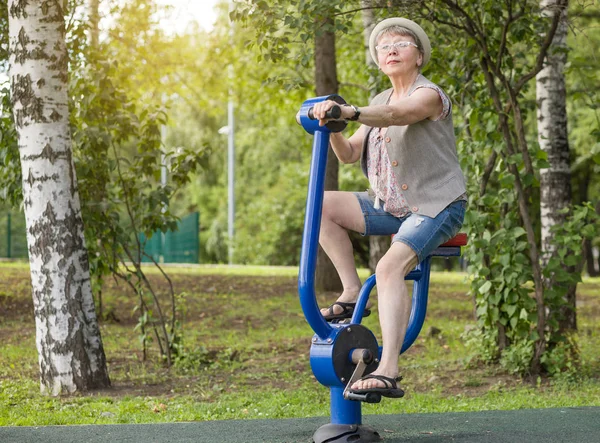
<box><xmin>297</xmin><ymin>95</ymin><xmax>466</xmax><ymax>443</ymax></box>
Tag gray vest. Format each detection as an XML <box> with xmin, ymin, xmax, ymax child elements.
<box><xmin>360</xmin><ymin>76</ymin><xmax>466</xmax><ymax>218</ymax></box>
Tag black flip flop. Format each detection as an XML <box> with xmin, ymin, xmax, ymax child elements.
<box><xmin>322</xmin><ymin>301</ymin><xmax>371</xmax><ymax>322</ymax></box>
<box><xmin>348</xmin><ymin>374</ymin><xmax>404</xmax><ymax>398</ymax></box>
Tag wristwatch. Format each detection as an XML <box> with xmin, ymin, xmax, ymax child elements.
<box><xmin>345</xmin><ymin>104</ymin><xmax>361</xmax><ymax>121</ymax></box>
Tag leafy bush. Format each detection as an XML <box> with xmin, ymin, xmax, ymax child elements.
<box><xmin>234</xmin><ymin>163</ymin><xmax>308</xmax><ymax>265</ymax></box>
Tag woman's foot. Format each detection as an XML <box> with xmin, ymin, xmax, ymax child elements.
<box><xmin>320</xmin><ymin>289</ymin><xmax>360</xmax><ymax>316</ymax></box>
<box><xmin>320</xmin><ymin>289</ymin><xmax>371</xmax><ymax>321</ymax></box>
<box><xmin>321</xmin><ymin>301</ymin><xmax>371</xmax><ymax>322</ymax></box>
<box><xmin>349</xmin><ymin>371</ymin><xmax>404</xmax><ymax>398</ymax></box>
<box><xmin>350</xmin><ymin>370</ymin><xmax>398</xmax><ymax>390</ymax></box>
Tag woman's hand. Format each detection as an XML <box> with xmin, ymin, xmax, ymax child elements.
<box><xmin>311</xmin><ymin>100</ymin><xmax>347</xmax><ymax>126</ymax></box>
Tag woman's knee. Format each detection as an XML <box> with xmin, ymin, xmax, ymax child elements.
<box><xmin>375</xmin><ymin>255</ymin><xmax>402</xmax><ymax>286</ymax></box>
<box><xmin>322</xmin><ymin>192</ymin><xmax>364</xmax><ymax>232</ymax></box>
<box><xmin>375</xmin><ymin>243</ymin><xmax>418</xmax><ymax>284</ymax></box>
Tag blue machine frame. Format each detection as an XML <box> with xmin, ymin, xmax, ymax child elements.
<box><xmin>297</xmin><ymin>95</ymin><xmax>461</xmax><ymax>442</ymax></box>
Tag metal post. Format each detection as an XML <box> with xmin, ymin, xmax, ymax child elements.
<box><xmin>227</xmin><ymin>94</ymin><xmax>235</xmax><ymax>265</ymax></box>
<box><xmin>161</xmin><ymin>121</ymin><xmax>168</xmax><ymax>264</ymax></box>
<box><xmin>330</xmin><ymin>386</ymin><xmax>361</xmax><ymax>425</ymax></box>
<box><xmin>227</xmin><ymin>0</ymin><xmax>235</xmax><ymax>265</ymax></box>
<box><xmin>6</xmin><ymin>212</ymin><xmax>11</xmax><ymax>259</ymax></box>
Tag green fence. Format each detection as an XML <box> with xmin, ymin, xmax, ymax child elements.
<box><xmin>140</xmin><ymin>212</ymin><xmax>200</xmax><ymax>264</ymax></box>
<box><xmin>1</xmin><ymin>210</ymin><xmax>200</xmax><ymax>264</ymax></box>
<box><xmin>0</xmin><ymin>210</ymin><xmax>28</xmax><ymax>259</ymax></box>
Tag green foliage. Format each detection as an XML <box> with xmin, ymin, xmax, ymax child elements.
<box><xmin>70</xmin><ymin>30</ymin><xmax>208</xmax><ymax>363</ymax></box>
<box><xmin>540</xmin><ymin>335</ymin><xmax>580</xmax><ymax>381</ymax></box>
<box><xmin>427</xmin><ymin>8</ymin><xmax>539</xmax><ymax>373</ymax></box>
<box><xmin>499</xmin><ymin>338</ymin><xmax>535</xmax><ymax>376</ymax></box>
<box><xmin>544</xmin><ymin>203</ymin><xmax>600</xmax><ymax>334</ymax></box>
<box><xmin>462</xmin><ymin>326</ymin><xmax>500</xmax><ymax>365</ymax></box>
<box><xmin>231</xmin><ymin>0</ymin><xmax>353</xmax><ymax>67</ymax></box>
<box><xmin>462</xmin><ymin>204</ymin><xmax>538</xmax><ymax>376</ymax></box>
<box><xmin>0</xmin><ymin>0</ymin><xmax>8</xmax><ymax>68</ymax></box>
<box><xmin>419</xmin><ymin>0</ymin><xmax>596</xmax><ymax>375</ymax></box>
<box><xmin>234</xmin><ymin>164</ymin><xmax>308</xmax><ymax>265</ymax></box>
<box><xmin>0</xmin><ymin>82</ymin><xmax>20</xmax><ymax>205</ymax></box>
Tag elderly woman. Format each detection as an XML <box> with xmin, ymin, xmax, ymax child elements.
<box><xmin>311</xmin><ymin>18</ymin><xmax>467</xmax><ymax>398</ymax></box>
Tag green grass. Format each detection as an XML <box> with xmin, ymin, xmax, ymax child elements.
<box><xmin>1</xmin><ymin>264</ymin><xmax>599</xmax><ymax>426</ymax></box>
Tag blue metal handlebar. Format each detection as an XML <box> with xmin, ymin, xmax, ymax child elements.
<box><xmin>297</xmin><ymin>95</ymin><xmax>349</xmax><ymax>340</ymax></box>
<box><xmin>298</xmin><ymin>128</ymin><xmax>334</xmax><ymax>340</ymax></box>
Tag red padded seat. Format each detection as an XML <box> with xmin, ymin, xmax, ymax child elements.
<box><xmin>439</xmin><ymin>232</ymin><xmax>467</xmax><ymax>247</ymax></box>
<box><xmin>389</xmin><ymin>232</ymin><xmax>468</xmax><ymax>248</ymax></box>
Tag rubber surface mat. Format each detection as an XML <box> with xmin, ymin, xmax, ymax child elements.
<box><xmin>1</xmin><ymin>407</ymin><xmax>598</xmax><ymax>442</ymax></box>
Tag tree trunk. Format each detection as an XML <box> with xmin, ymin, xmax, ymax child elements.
<box><xmin>8</xmin><ymin>0</ymin><xmax>110</xmax><ymax>395</ymax></box>
<box><xmin>537</xmin><ymin>0</ymin><xmax>576</xmax><ymax>332</ymax></box>
<box><xmin>361</xmin><ymin>1</ymin><xmax>390</xmax><ymax>274</ymax></box>
<box><xmin>314</xmin><ymin>14</ymin><xmax>343</xmax><ymax>292</ymax></box>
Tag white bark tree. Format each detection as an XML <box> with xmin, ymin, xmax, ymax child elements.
<box><xmin>536</xmin><ymin>0</ymin><xmax>575</xmax><ymax>330</ymax></box>
<box><xmin>8</xmin><ymin>0</ymin><xmax>110</xmax><ymax>394</ymax></box>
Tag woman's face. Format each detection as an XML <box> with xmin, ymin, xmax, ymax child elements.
<box><xmin>376</xmin><ymin>33</ymin><xmax>423</xmax><ymax>78</ymax></box>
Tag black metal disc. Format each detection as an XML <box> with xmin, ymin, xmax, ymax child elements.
<box><xmin>331</xmin><ymin>324</ymin><xmax>379</xmax><ymax>385</ymax></box>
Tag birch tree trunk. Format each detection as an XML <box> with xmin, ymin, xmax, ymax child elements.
<box><xmin>362</xmin><ymin>1</ymin><xmax>390</xmax><ymax>274</ymax></box>
<box><xmin>537</xmin><ymin>0</ymin><xmax>576</xmax><ymax>331</ymax></box>
<box><xmin>8</xmin><ymin>0</ymin><xmax>110</xmax><ymax>394</ymax></box>
<box><xmin>314</xmin><ymin>14</ymin><xmax>343</xmax><ymax>292</ymax></box>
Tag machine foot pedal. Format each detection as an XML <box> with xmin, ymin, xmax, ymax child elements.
<box><xmin>344</xmin><ymin>391</ymin><xmax>382</xmax><ymax>403</ymax></box>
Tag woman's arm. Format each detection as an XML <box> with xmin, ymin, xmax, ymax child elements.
<box><xmin>328</xmin><ymin>125</ymin><xmax>366</xmax><ymax>164</ymax></box>
<box><xmin>356</xmin><ymin>88</ymin><xmax>442</xmax><ymax>127</ymax></box>
<box><xmin>313</xmin><ymin>87</ymin><xmax>443</xmax><ymax>129</ymax></box>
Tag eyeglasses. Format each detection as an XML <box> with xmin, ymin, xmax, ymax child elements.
<box><xmin>375</xmin><ymin>41</ymin><xmax>419</xmax><ymax>53</ymax></box>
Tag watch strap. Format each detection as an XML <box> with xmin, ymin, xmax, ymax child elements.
<box><xmin>345</xmin><ymin>104</ymin><xmax>361</xmax><ymax>121</ymax></box>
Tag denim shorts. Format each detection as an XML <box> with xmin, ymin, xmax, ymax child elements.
<box><xmin>353</xmin><ymin>192</ymin><xmax>466</xmax><ymax>263</ymax></box>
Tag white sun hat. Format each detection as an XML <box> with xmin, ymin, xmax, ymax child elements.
<box><xmin>369</xmin><ymin>17</ymin><xmax>432</xmax><ymax>67</ymax></box>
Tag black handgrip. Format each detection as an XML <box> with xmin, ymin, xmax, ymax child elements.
<box><xmin>308</xmin><ymin>105</ymin><xmax>341</xmax><ymax>120</ymax></box>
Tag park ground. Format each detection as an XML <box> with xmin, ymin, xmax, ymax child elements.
<box><xmin>0</xmin><ymin>263</ymin><xmax>599</xmax><ymax>426</ymax></box>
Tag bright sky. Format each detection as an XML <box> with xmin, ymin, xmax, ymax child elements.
<box><xmin>155</xmin><ymin>0</ymin><xmax>220</xmax><ymax>33</ymax></box>
<box><xmin>0</xmin><ymin>1</ymin><xmax>220</xmax><ymax>86</ymax></box>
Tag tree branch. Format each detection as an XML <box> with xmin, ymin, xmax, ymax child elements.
<box><xmin>514</xmin><ymin>0</ymin><xmax>568</xmax><ymax>93</ymax></box>
<box><xmin>496</xmin><ymin>0</ymin><xmax>523</xmax><ymax>73</ymax></box>
<box><xmin>480</xmin><ymin>150</ymin><xmax>498</xmax><ymax>197</ymax></box>
<box><xmin>143</xmin><ymin>250</ymin><xmax>177</xmax><ymax>335</ymax></box>
<box><xmin>440</xmin><ymin>0</ymin><xmax>484</xmax><ymax>41</ymax></box>
<box><xmin>123</xmin><ymin>243</ymin><xmax>172</xmax><ymax>366</ymax></box>
<box><xmin>504</xmin><ymin>81</ymin><xmax>535</xmax><ymax>177</ymax></box>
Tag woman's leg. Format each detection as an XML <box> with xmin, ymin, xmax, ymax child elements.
<box><xmin>350</xmin><ymin>241</ymin><xmax>418</xmax><ymax>389</ymax></box>
<box><xmin>349</xmin><ymin>201</ymin><xmax>466</xmax><ymax>390</ymax></box>
<box><xmin>318</xmin><ymin>191</ymin><xmax>366</xmax><ymax>315</ymax></box>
